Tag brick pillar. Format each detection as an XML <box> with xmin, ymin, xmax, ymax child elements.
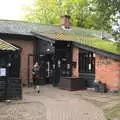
<box><xmin>72</xmin><ymin>47</ymin><xmax>79</xmax><ymax>77</ymax></box>
<box><xmin>7</xmin><ymin>39</ymin><xmax>34</xmax><ymax>85</ymax></box>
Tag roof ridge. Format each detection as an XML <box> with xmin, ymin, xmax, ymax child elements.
<box><xmin>0</xmin><ymin>19</ymin><xmax>112</xmax><ymax>34</ymax></box>
<box><xmin>0</xmin><ymin>19</ymin><xmax>61</xmax><ymax>27</ymax></box>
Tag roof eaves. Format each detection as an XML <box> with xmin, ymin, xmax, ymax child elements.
<box><xmin>0</xmin><ymin>39</ymin><xmax>19</xmax><ymax>51</ymax></box>
<box><xmin>73</xmin><ymin>41</ymin><xmax>120</xmax><ymax>60</ymax></box>
<box><xmin>32</xmin><ymin>32</ymin><xmax>120</xmax><ymax>60</ymax></box>
<box><xmin>31</xmin><ymin>32</ymin><xmax>55</xmax><ymax>43</ymax></box>
<box><xmin>0</xmin><ymin>32</ymin><xmax>32</xmax><ymax>37</ymax></box>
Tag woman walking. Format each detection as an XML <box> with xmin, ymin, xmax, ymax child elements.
<box><xmin>32</xmin><ymin>62</ymin><xmax>40</xmax><ymax>93</ymax></box>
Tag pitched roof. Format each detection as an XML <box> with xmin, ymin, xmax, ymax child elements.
<box><xmin>0</xmin><ymin>39</ymin><xmax>19</xmax><ymax>51</ymax></box>
<box><xmin>0</xmin><ymin>19</ymin><xmax>112</xmax><ymax>37</ymax></box>
<box><xmin>0</xmin><ymin>20</ymin><xmax>119</xmax><ymax>56</ymax></box>
<box><xmin>0</xmin><ymin>20</ymin><xmax>61</xmax><ymax>35</ymax></box>
<box><xmin>33</xmin><ymin>32</ymin><xmax>120</xmax><ymax>55</ymax></box>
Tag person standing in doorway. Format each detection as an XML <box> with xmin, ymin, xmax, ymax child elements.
<box><xmin>32</xmin><ymin>62</ymin><xmax>40</xmax><ymax>93</ymax></box>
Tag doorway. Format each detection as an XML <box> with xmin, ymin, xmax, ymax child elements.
<box><xmin>28</xmin><ymin>53</ymin><xmax>54</xmax><ymax>86</ymax></box>
<box><xmin>53</xmin><ymin>41</ymin><xmax>72</xmax><ymax>86</ymax></box>
<box><xmin>79</xmin><ymin>49</ymin><xmax>95</xmax><ymax>87</ymax></box>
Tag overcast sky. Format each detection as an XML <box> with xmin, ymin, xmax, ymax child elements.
<box><xmin>0</xmin><ymin>0</ymin><xmax>34</xmax><ymax>20</ymax></box>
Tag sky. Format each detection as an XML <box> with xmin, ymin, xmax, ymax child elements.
<box><xmin>112</xmin><ymin>11</ymin><xmax>120</xmax><ymax>33</ymax></box>
<box><xmin>0</xmin><ymin>0</ymin><xmax>34</xmax><ymax>20</ymax></box>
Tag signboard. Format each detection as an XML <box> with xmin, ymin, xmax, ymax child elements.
<box><xmin>0</xmin><ymin>68</ymin><xmax>6</xmax><ymax>76</ymax></box>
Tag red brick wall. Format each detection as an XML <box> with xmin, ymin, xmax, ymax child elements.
<box><xmin>96</xmin><ymin>54</ymin><xmax>120</xmax><ymax>90</ymax></box>
<box><xmin>7</xmin><ymin>39</ymin><xmax>35</xmax><ymax>84</ymax></box>
<box><xmin>72</xmin><ymin>47</ymin><xmax>79</xmax><ymax>77</ymax></box>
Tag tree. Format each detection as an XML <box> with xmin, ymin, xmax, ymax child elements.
<box><xmin>93</xmin><ymin>0</ymin><xmax>120</xmax><ymax>53</ymax></box>
<box><xmin>112</xmin><ymin>11</ymin><xmax>120</xmax><ymax>41</ymax></box>
<box><xmin>93</xmin><ymin>0</ymin><xmax>120</xmax><ymax>31</ymax></box>
<box><xmin>23</xmin><ymin>0</ymin><xmax>120</xmax><ymax>32</ymax></box>
<box><xmin>23</xmin><ymin>0</ymin><xmax>96</xmax><ymax>28</ymax></box>
<box><xmin>112</xmin><ymin>11</ymin><xmax>120</xmax><ymax>53</ymax></box>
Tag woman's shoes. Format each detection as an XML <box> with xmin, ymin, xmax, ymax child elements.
<box><xmin>36</xmin><ymin>85</ymin><xmax>40</xmax><ymax>93</ymax></box>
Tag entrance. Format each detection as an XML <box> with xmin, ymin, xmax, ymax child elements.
<box><xmin>28</xmin><ymin>53</ymin><xmax>54</xmax><ymax>86</ymax></box>
<box><xmin>53</xmin><ymin>41</ymin><xmax>72</xmax><ymax>86</ymax></box>
<box><xmin>28</xmin><ymin>41</ymin><xmax>72</xmax><ymax>86</ymax></box>
<box><xmin>79</xmin><ymin>49</ymin><xmax>95</xmax><ymax>87</ymax></box>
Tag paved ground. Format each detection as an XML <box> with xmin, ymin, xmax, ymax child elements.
<box><xmin>0</xmin><ymin>85</ymin><xmax>107</xmax><ymax>120</ymax></box>
<box><xmin>72</xmin><ymin>90</ymin><xmax>120</xmax><ymax>120</ymax></box>
<box><xmin>72</xmin><ymin>90</ymin><xmax>120</xmax><ymax>109</ymax></box>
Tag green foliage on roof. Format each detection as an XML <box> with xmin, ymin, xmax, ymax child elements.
<box><xmin>0</xmin><ymin>39</ymin><xmax>18</xmax><ymax>51</ymax></box>
<box><xmin>79</xmin><ymin>37</ymin><xmax>120</xmax><ymax>55</ymax></box>
<box><xmin>40</xmin><ymin>32</ymin><xmax>120</xmax><ymax>55</ymax></box>
<box><xmin>0</xmin><ymin>20</ymin><xmax>119</xmax><ymax>55</ymax></box>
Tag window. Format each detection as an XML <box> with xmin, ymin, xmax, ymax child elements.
<box><xmin>79</xmin><ymin>52</ymin><xmax>95</xmax><ymax>74</ymax></box>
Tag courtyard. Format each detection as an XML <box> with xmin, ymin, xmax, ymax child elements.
<box><xmin>0</xmin><ymin>85</ymin><xmax>120</xmax><ymax>120</ymax></box>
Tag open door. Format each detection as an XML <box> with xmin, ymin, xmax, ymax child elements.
<box><xmin>53</xmin><ymin>41</ymin><xmax>72</xmax><ymax>86</ymax></box>
<box><xmin>28</xmin><ymin>53</ymin><xmax>54</xmax><ymax>86</ymax></box>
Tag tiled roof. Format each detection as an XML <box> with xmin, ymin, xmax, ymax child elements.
<box><xmin>0</xmin><ymin>20</ymin><xmax>119</xmax><ymax>55</ymax></box>
<box><xmin>0</xmin><ymin>20</ymin><xmax>112</xmax><ymax>38</ymax></box>
<box><xmin>0</xmin><ymin>39</ymin><xmax>19</xmax><ymax>51</ymax></box>
<box><xmin>0</xmin><ymin>20</ymin><xmax>62</xmax><ymax>35</ymax></box>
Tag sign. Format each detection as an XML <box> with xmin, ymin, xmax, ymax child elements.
<box><xmin>0</xmin><ymin>68</ymin><xmax>6</xmax><ymax>76</ymax></box>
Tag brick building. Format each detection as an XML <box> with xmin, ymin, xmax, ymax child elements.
<box><xmin>0</xmin><ymin>20</ymin><xmax>119</xmax><ymax>90</ymax></box>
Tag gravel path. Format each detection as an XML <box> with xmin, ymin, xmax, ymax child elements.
<box><xmin>0</xmin><ymin>101</ymin><xmax>46</xmax><ymax>120</ymax></box>
<box><xmin>0</xmin><ymin>85</ymin><xmax>106</xmax><ymax>120</ymax></box>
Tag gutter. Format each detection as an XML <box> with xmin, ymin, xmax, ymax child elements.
<box><xmin>73</xmin><ymin>41</ymin><xmax>120</xmax><ymax>61</ymax></box>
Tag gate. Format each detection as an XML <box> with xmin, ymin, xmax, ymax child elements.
<box><xmin>0</xmin><ymin>77</ymin><xmax>7</xmax><ymax>101</ymax></box>
<box><xmin>0</xmin><ymin>77</ymin><xmax>22</xmax><ymax>101</ymax></box>
<box><xmin>0</xmin><ymin>50</ymin><xmax>21</xmax><ymax>101</ymax></box>
<box><xmin>6</xmin><ymin>77</ymin><xmax>22</xmax><ymax>100</ymax></box>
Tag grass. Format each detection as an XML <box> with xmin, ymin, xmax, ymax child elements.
<box><xmin>77</xmin><ymin>37</ymin><xmax>120</xmax><ymax>55</ymax></box>
<box><xmin>41</xmin><ymin>32</ymin><xmax>120</xmax><ymax>55</ymax></box>
<box><xmin>104</xmin><ymin>103</ymin><xmax>120</xmax><ymax>120</ymax></box>
<box><xmin>104</xmin><ymin>92</ymin><xmax>120</xmax><ymax>120</ymax></box>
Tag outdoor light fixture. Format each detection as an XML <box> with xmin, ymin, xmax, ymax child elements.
<box><xmin>46</xmin><ymin>48</ymin><xmax>50</xmax><ymax>52</ymax></box>
<box><xmin>7</xmin><ymin>63</ymin><xmax>11</xmax><ymax>67</ymax></box>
